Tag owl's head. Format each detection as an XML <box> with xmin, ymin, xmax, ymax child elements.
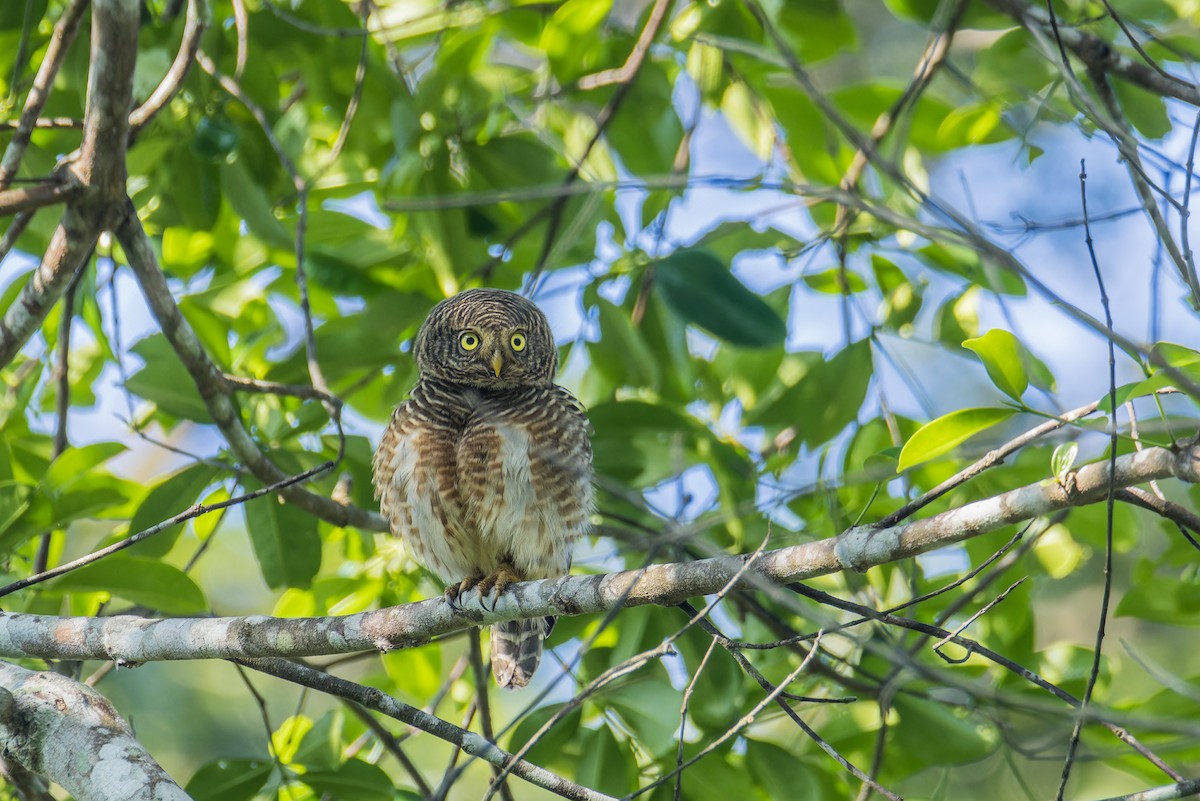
<box><xmin>413</xmin><ymin>288</ymin><xmax>557</xmax><ymax>389</ymax></box>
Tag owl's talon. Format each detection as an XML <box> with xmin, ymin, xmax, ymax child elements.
<box><xmin>445</xmin><ymin>575</ymin><xmax>483</xmax><ymax>611</ymax></box>
<box><xmin>476</xmin><ymin>564</ymin><xmax>522</xmax><ymax>610</ymax></box>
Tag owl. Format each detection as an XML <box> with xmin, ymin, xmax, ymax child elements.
<box><xmin>372</xmin><ymin>288</ymin><xmax>593</xmax><ymax>689</ymax></box>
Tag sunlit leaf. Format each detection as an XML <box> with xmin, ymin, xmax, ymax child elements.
<box><xmin>963</xmin><ymin>329</ymin><xmax>1028</xmax><ymax>401</ymax></box>
<box><xmin>898</xmin><ymin>407</ymin><xmax>1015</xmax><ymax>471</ymax></box>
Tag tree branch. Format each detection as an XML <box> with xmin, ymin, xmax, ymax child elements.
<box><xmin>0</xmin><ymin>179</ymin><xmax>82</xmax><ymax>217</ymax></box>
<box><xmin>0</xmin><ymin>442</ymin><xmax>1193</xmax><ymax>663</ymax></box>
<box><xmin>114</xmin><ymin>212</ymin><xmax>386</xmax><ymax>531</ymax></box>
<box><xmin>983</xmin><ymin>0</ymin><xmax>1200</xmax><ymax>108</ymax></box>
<box><xmin>128</xmin><ymin>0</ymin><xmax>210</xmax><ymax>134</ymax></box>
<box><xmin>0</xmin><ymin>661</ymin><xmax>188</xmax><ymax>800</ymax></box>
<box><xmin>0</xmin><ymin>0</ymin><xmax>90</xmax><ymax>190</ymax></box>
<box><xmin>0</xmin><ymin>0</ymin><xmax>140</xmax><ymax>370</ymax></box>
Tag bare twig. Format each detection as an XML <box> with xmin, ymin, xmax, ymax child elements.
<box><xmin>0</xmin><ymin>179</ymin><xmax>83</xmax><ymax>216</ymax></box>
<box><xmin>790</xmin><ymin>583</ymin><xmax>1184</xmax><ymax>781</ymax></box>
<box><xmin>881</xmin><ymin>401</ymin><xmax>1100</xmax><ymax>527</ymax></box>
<box><xmin>1056</xmin><ymin>160</ymin><xmax>1120</xmax><ymax>801</ymax></box>
<box><xmin>524</xmin><ymin>0</ymin><xmax>673</xmax><ymax>282</ymax></box>
<box><xmin>467</xmin><ymin>634</ymin><xmax>515</xmax><ymax>801</ymax></box>
<box><xmin>982</xmin><ymin>0</ymin><xmax>1200</xmax><ymax>107</ymax></box>
<box><xmin>1091</xmin><ymin>777</ymin><xmax>1200</xmax><ymax>801</ymax></box>
<box><xmin>343</xmin><ymin>701</ymin><xmax>434</xmax><ymax>798</ymax></box>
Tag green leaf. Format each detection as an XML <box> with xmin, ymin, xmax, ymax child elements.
<box><xmin>1034</xmin><ymin>523</ymin><xmax>1084</xmax><ymax>579</ymax></box>
<box><xmin>1051</xmin><ymin>441</ymin><xmax>1078</xmax><ymax>481</ymax></box>
<box><xmin>1112</xmin><ymin>78</ymin><xmax>1171</xmax><ymax>139</ymax></box>
<box><xmin>654</xmin><ymin>249</ymin><xmax>787</xmax><ymax>347</ymax></box>
<box><xmin>126</xmin><ymin>464</ymin><xmax>221</xmax><ymax>558</ymax></box>
<box><xmin>243</xmin><ymin>484</ymin><xmax>322</xmax><ymax>589</ymax></box>
<box><xmin>898</xmin><ymin>407</ymin><xmax>1016</xmax><ymax>471</ymax></box>
<box><xmin>0</xmin><ymin>481</ymin><xmax>35</xmax><ymax>549</ymax></box>
<box><xmin>576</xmin><ymin>725</ymin><xmax>637</xmax><ymax>797</ymax></box>
<box><xmin>962</xmin><ymin>329</ymin><xmax>1028</xmax><ymax>400</ymax></box>
<box><xmin>293</xmin><ymin>711</ymin><xmax>342</xmax><ymax>771</ymax></box>
<box><xmin>507</xmin><ymin>703</ymin><xmax>583</xmax><ymax>769</ymax></box>
<box><xmin>192</xmin><ymin>114</ymin><xmax>241</xmax><ymax>162</ymax></box>
<box><xmin>748</xmin><ymin>340</ymin><xmax>873</xmax><ymax>448</ymax></box>
<box><xmin>126</xmin><ymin>334</ymin><xmax>214</xmax><ymax>424</ymax></box>
<box><xmin>185</xmin><ymin>759</ymin><xmax>271</xmax><ymax>801</ymax></box>
<box><xmin>50</xmin><ymin>556</ymin><xmax>207</xmax><ymax>614</ymax></box>
<box><xmin>540</xmin><ymin>0</ymin><xmax>613</xmax><ymax>83</ymax></box>
<box><xmin>41</xmin><ymin>442</ymin><xmax>126</xmax><ymax>492</ymax></box>
<box><xmin>747</xmin><ymin>741</ymin><xmax>824</xmax><ymax>801</ymax></box>
<box><xmin>302</xmin><ymin>760</ymin><xmax>393</xmax><ymax>801</ymax></box>
<box><xmin>605</xmin><ymin>679</ymin><xmax>682</xmax><ymax>756</ymax></box>
<box><xmin>892</xmin><ymin>694</ymin><xmax>997</xmax><ymax>765</ymax></box>
<box><xmin>589</xmin><ymin>299</ymin><xmax>657</xmax><ymax>388</ymax></box>
<box><xmin>802</xmin><ymin>268</ymin><xmax>867</xmax><ymax>294</ymax></box>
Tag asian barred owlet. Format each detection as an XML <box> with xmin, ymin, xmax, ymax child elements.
<box><xmin>372</xmin><ymin>289</ymin><xmax>593</xmax><ymax>689</ymax></box>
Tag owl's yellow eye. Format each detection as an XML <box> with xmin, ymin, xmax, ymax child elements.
<box><xmin>510</xmin><ymin>332</ymin><xmax>527</xmax><ymax>352</ymax></box>
<box><xmin>459</xmin><ymin>332</ymin><xmax>480</xmax><ymax>351</ymax></box>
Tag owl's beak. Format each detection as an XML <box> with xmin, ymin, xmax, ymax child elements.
<box><xmin>491</xmin><ymin>352</ymin><xmax>504</xmax><ymax>377</ymax></box>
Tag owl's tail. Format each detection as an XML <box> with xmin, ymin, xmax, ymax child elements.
<box><xmin>490</xmin><ymin>617</ymin><xmax>553</xmax><ymax>689</ymax></box>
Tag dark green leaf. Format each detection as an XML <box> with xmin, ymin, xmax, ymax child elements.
<box><xmin>126</xmin><ymin>464</ymin><xmax>221</xmax><ymax>558</ymax></box>
<box><xmin>748</xmin><ymin>340</ymin><xmax>873</xmax><ymax>448</ymax></box>
<box><xmin>126</xmin><ymin>335</ymin><xmax>215</xmax><ymax>423</ymax></box>
<box><xmin>507</xmin><ymin>703</ymin><xmax>582</xmax><ymax>769</ymax></box>
<box><xmin>192</xmin><ymin>114</ymin><xmax>241</xmax><ymax>162</ymax></box>
<box><xmin>243</xmin><ymin>483</ymin><xmax>322</xmax><ymax>589</ymax></box>
<box><xmin>302</xmin><ymin>759</ymin><xmax>393</xmax><ymax>801</ymax></box>
<box><xmin>185</xmin><ymin>759</ymin><xmax>271</xmax><ymax>801</ymax></box>
<box><xmin>50</xmin><ymin>556</ymin><xmax>207</xmax><ymax>614</ymax></box>
<box><xmin>576</xmin><ymin>725</ymin><xmax>637</xmax><ymax>796</ymax></box>
<box><xmin>654</xmin><ymin>249</ymin><xmax>787</xmax><ymax>347</ymax></box>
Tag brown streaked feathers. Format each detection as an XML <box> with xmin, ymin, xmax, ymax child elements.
<box><xmin>372</xmin><ymin>289</ymin><xmax>593</xmax><ymax>688</ymax></box>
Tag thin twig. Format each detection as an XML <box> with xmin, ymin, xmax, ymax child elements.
<box><xmin>343</xmin><ymin>701</ymin><xmax>434</xmax><ymax>798</ymax></box>
<box><xmin>1056</xmin><ymin>159</ymin><xmax>1120</xmax><ymax>801</ymax></box>
<box><xmin>790</xmin><ymin>583</ymin><xmax>1183</xmax><ymax>781</ymax></box>
<box><xmin>468</xmin><ymin>634</ymin><xmax>515</xmax><ymax>801</ymax></box>
<box><xmin>674</xmin><ymin>637</ymin><xmax>718</xmax><ymax>801</ymax></box>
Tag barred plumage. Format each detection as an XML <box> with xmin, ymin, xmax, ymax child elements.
<box><xmin>372</xmin><ymin>289</ymin><xmax>593</xmax><ymax>689</ymax></box>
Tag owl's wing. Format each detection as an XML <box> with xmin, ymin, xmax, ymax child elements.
<box><xmin>457</xmin><ymin>386</ymin><xmax>593</xmax><ymax>580</ymax></box>
<box><xmin>373</xmin><ymin>400</ymin><xmax>474</xmax><ymax>583</ymax></box>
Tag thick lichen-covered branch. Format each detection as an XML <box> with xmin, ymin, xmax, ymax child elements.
<box><xmin>0</xmin><ymin>662</ymin><xmax>188</xmax><ymax>801</ymax></box>
<box><xmin>0</xmin><ymin>0</ymin><xmax>141</xmax><ymax>370</ymax></box>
